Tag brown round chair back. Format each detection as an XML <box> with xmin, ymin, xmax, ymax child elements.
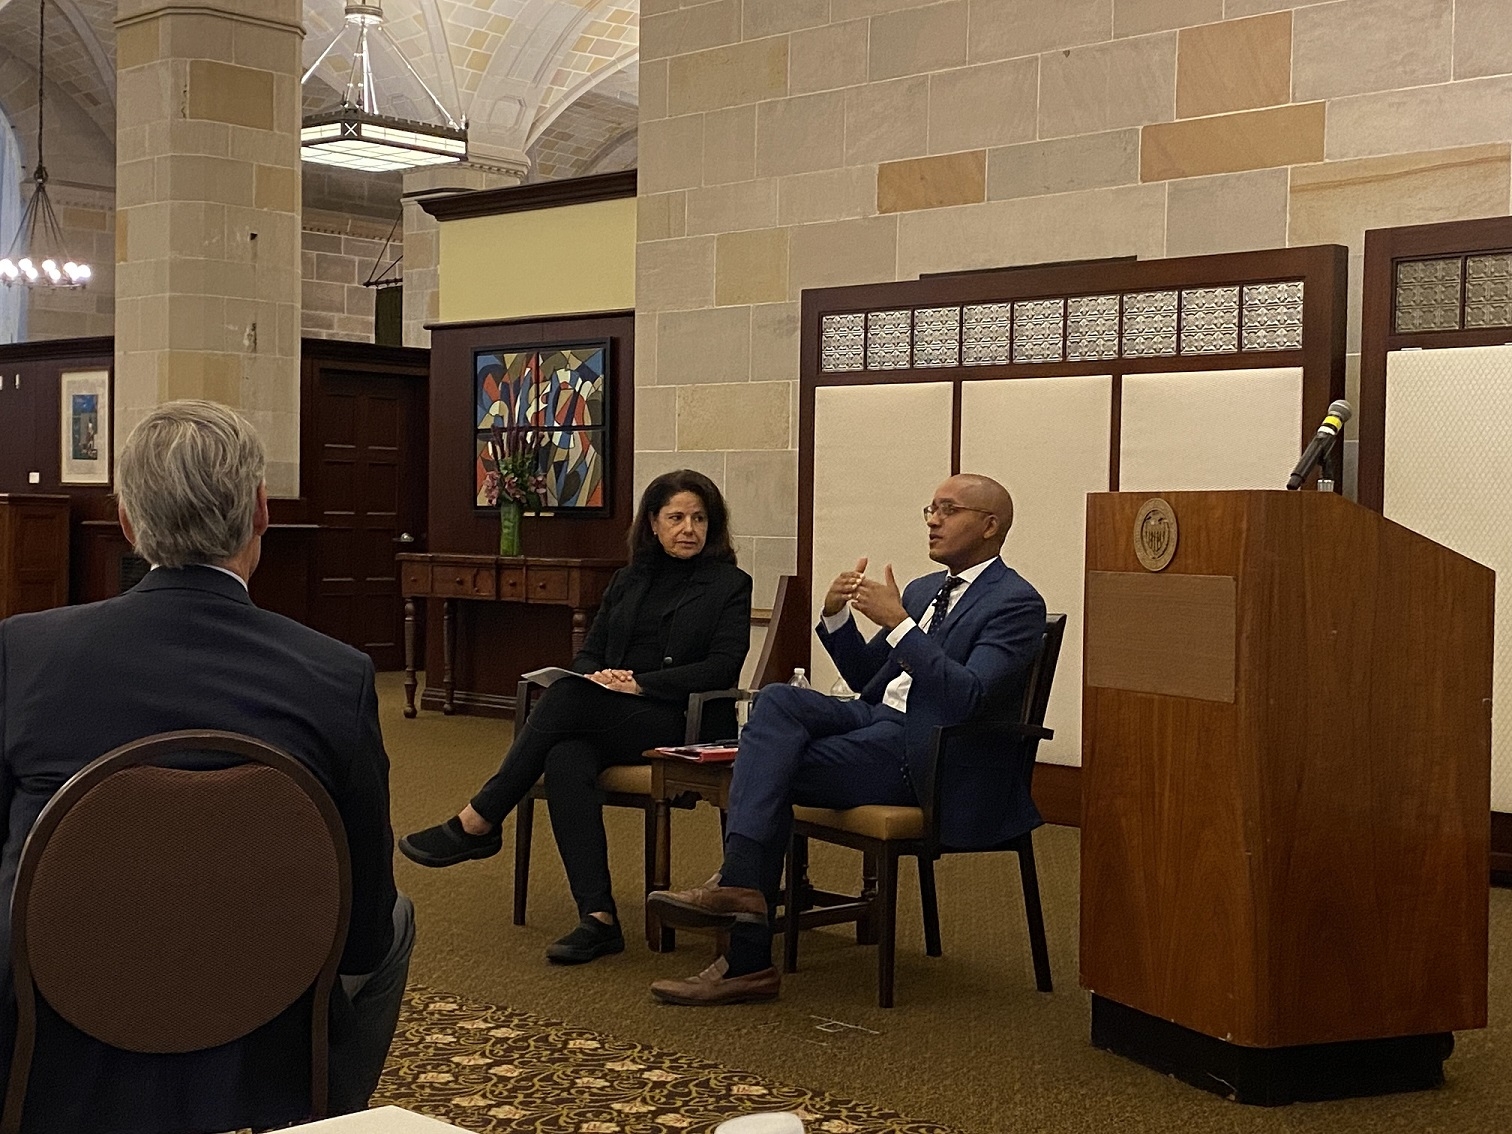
<box><xmin>2</xmin><ymin>730</ymin><xmax>351</xmax><ymax>1133</ymax></box>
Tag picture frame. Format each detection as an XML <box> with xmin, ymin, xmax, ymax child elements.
<box><xmin>59</xmin><ymin>369</ymin><xmax>110</xmax><ymax>485</ymax></box>
<box><xmin>473</xmin><ymin>340</ymin><xmax>611</xmax><ymax>514</ymax></box>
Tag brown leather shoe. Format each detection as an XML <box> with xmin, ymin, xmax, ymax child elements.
<box><xmin>651</xmin><ymin>957</ymin><xmax>781</xmax><ymax>1006</ymax></box>
<box><xmin>646</xmin><ymin>875</ymin><xmax>767</xmax><ymax>928</ymax></box>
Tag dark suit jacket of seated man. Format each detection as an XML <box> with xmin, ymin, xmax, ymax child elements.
<box><xmin>0</xmin><ymin>400</ymin><xmax>410</xmax><ymax>1134</ymax></box>
<box><xmin>646</xmin><ymin>473</ymin><xmax>1046</xmax><ymax>1006</ymax></box>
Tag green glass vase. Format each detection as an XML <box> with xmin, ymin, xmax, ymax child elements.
<box><xmin>498</xmin><ymin>500</ymin><xmax>522</xmax><ymax>557</ymax></box>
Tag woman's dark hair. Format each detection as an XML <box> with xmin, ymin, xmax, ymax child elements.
<box><xmin>628</xmin><ymin>469</ymin><xmax>737</xmax><ymax>564</ymax></box>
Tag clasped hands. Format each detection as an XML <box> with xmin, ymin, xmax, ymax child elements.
<box><xmin>822</xmin><ymin>556</ymin><xmax>908</xmax><ymax>631</ymax></box>
<box><xmin>585</xmin><ymin>669</ymin><xmax>642</xmax><ymax>694</ymax></box>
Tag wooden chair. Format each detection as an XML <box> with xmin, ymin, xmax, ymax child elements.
<box><xmin>3</xmin><ymin>729</ymin><xmax>350</xmax><ymax>1134</ymax></box>
<box><xmin>511</xmin><ymin>574</ymin><xmax>810</xmax><ymax>947</ymax></box>
<box><xmin>782</xmin><ymin>614</ymin><xmax>1067</xmax><ymax>1007</ymax></box>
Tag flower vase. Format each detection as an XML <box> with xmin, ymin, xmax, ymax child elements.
<box><xmin>498</xmin><ymin>500</ymin><xmax>523</xmax><ymax>557</ymax></box>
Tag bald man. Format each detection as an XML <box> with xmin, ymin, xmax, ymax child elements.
<box><xmin>646</xmin><ymin>474</ymin><xmax>1046</xmax><ymax>1005</ymax></box>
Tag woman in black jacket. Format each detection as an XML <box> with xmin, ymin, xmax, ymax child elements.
<box><xmin>400</xmin><ymin>469</ymin><xmax>753</xmax><ymax>963</ymax></box>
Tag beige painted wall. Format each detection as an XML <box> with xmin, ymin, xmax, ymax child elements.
<box><xmin>637</xmin><ymin>0</ymin><xmax>1512</xmax><ymax>609</ymax></box>
<box><xmin>438</xmin><ymin>196</ymin><xmax>636</xmax><ymax>324</ymax></box>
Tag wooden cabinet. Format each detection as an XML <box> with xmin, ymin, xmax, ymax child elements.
<box><xmin>0</xmin><ymin>495</ymin><xmax>70</xmax><ymax>619</ymax></box>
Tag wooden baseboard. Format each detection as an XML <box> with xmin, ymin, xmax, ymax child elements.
<box><xmin>1033</xmin><ymin>763</ymin><xmax>1081</xmax><ymax>828</ymax></box>
<box><xmin>418</xmin><ymin>688</ymin><xmax>517</xmax><ymax>718</ymax></box>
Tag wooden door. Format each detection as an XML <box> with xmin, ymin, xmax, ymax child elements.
<box><xmin>309</xmin><ymin>368</ymin><xmax>427</xmax><ymax>670</ymax></box>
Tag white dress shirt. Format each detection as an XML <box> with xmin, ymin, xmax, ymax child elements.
<box><xmin>149</xmin><ymin>562</ymin><xmax>250</xmax><ymax>592</ymax></box>
<box><xmin>822</xmin><ymin>557</ymin><xmax>998</xmax><ymax>713</ymax></box>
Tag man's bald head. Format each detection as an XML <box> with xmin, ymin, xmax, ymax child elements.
<box><xmin>925</xmin><ymin>473</ymin><xmax>1015</xmax><ymax>571</ymax></box>
<box><xmin>949</xmin><ymin>474</ymin><xmax>1014</xmax><ymax>540</ymax></box>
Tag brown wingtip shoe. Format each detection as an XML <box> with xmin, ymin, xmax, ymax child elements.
<box><xmin>651</xmin><ymin>957</ymin><xmax>781</xmax><ymax>1006</ymax></box>
<box><xmin>646</xmin><ymin>874</ymin><xmax>767</xmax><ymax>929</ymax></box>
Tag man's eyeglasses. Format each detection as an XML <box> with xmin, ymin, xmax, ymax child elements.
<box><xmin>923</xmin><ymin>502</ymin><xmax>994</xmax><ymax>520</ymax></box>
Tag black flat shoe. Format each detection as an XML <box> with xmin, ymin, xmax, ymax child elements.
<box><xmin>398</xmin><ymin>816</ymin><xmax>502</xmax><ymax>867</ymax></box>
<box><xmin>546</xmin><ymin>917</ymin><xmax>625</xmax><ymax>965</ymax></box>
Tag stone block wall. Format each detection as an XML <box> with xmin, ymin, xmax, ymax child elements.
<box><xmin>637</xmin><ymin>0</ymin><xmax>1512</xmax><ymax>607</ymax></box>
<box><xmin>301</xmin><ymin>212</ymin><xmax>401</xmax><ymax>342</ymax></box>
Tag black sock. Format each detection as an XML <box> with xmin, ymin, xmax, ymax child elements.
<box><xmin>721</xmin><ymin>833</ymin><xmax>765</xmax><ymax>891</ymax></box>
<box><xmin>724</xmin><ymin>921</ymin><xmax>772</xmax><ymax>977</ymax></box>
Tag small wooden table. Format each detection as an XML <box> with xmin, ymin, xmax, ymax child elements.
<box><xmin>397</xmin><ymin>553</ymin><xmax>622</xmax><ymax>717</ymax></box>
<box><xmin>645</xmin><ymin>749</ymin><xmax>736</xmax><ymax>950</ymax></box>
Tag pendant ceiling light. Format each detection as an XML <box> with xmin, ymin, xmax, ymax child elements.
<box><xmin>0</xmin><ymin>0</ymin><xmax>91</xmax><ymax>288</ymax></box>
<box><xmin>301</xmin><ymin>0</ymin><xmax>467</xmax><ymax>173</ymax></box>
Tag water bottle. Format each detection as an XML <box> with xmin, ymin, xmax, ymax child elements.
<box><xmin>787</xmin><ymin>667</ymin><xmax>812</xmax><ymax>689</ymax></box>
<box><xmin>829</xmin><ymin>674</ymin><xmax>857</xmax><ymax>701</ymax></box>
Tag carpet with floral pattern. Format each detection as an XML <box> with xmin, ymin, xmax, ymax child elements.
<box><xmin>371</xmin><ymin>986</ymin><xmax>957</xmax><ymax>1133</ymax></box>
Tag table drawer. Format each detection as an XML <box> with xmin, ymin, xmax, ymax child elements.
<box><xmin>525</xmin><ymin>567</ymin><xmax>569</xmax><ymax>603</ymax></box>
<box><xmin>400</xmin><ymin>563</ymin><xmax>432</xmax><ymax>596</ymax></box>
<box><xmin>434</xmin><ymin>565</ymin><xmax>497</xmax><ymax>599</ymax></box>
<box><xmin>498</xmin><ymin>567</ymin><xmax>526</xmax><ymax>600</ymax></box>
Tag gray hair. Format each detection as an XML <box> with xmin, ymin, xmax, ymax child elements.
<box><xmin>116</xmin><ymin>400</ymin><xmax>266</xmax><ymax>568</ymax></box>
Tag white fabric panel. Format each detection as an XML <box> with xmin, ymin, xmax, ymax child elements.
<box><xmin>1384</xmin><ymin>345</ymin><xmax>1512</xmax><ymax>811</ymax></box>
<box><xmin>1119</xmin><ymin>368</ymin><xmax>1303</xmax><ymax>492</ymax></box>
<box><xmin>961</xmin><ymin>376</ymin><xmax>1113</xmax><ymax>767</ymax></box>
<box><xmin>811</xmin><ymin>383</ymin><xmax>954</xmax><ymax>693</ymax></box>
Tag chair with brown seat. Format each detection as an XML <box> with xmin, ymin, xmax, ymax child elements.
<box><xmin>511</xmin><ymin>574</ymin><xmax>811</xmax><ymax>947</ymax></box>
<box><xmin>2</xmin><ymin>729</ymin><xmax>350</xmax><ymax>1134</ymax></box>
<box><xmin>782</xmin><ymin>613</ymin><xmax>1066</xmax><ymax>1007</ymax></box>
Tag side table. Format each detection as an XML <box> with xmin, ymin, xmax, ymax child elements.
<box><xmin>645</xmin><ymin>750</ymin><xmax>734</xmax><ymax>950</ymax></box>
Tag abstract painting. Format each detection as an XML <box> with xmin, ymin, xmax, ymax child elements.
<box><xmin>474</xmin><ymin>342</ymin><xmax>608</xmax><ymax>511</ymax></box>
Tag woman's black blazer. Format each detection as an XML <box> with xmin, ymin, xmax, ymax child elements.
<box><xmin>571</xmin><ymin>555</ymin><xmax>753</xmax><ymax>738</ymax></box>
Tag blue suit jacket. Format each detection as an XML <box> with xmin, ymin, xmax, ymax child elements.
<box><xmin>0</xmin><ymin>566</ymin><xmax>398</xmax><ymax>1133</ymax></box>
<box><xmin>817</xmin><ymin>558</ymin><xmax>1047</xmax><ymax>848</ymax></box>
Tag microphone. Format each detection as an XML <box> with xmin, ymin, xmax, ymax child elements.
<box><xmin>1286</xmin><ymin>399</ymin><xmax>1352</xmax><ymax>490</ymax></box>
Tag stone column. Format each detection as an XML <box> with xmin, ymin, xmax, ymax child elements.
<box><xmin>401</xmin><ymin>155</ymin><xmax>525</xmax><ymax>348</ymax></box>
<box><xmin>114</xmin><ymin>1</ymin><xmax>303</xmax><ymax>496</ymax></box>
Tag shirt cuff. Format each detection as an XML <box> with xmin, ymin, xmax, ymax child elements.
<box><xmin>821</xmin><ymin>608</ymin><xmax>853</xmax><ymax>634</ymax></box>
<box><xmin>886</xmin><ymin>617</ymin><xmax>918</xmax><ymax>647</ymax></box>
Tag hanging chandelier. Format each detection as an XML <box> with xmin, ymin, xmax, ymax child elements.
<box><xmin>300</xmin><ymin>0</ymin><xmax>467</xmax><ymax>173</ymax></box>
<box><xmin>0</xmin><ymin>0</ymin><xmax>91</xmax><ymax>288</ymax></box>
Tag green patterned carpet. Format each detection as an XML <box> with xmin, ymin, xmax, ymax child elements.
<box><xmin>375</xmin><ymin>986</ymin><xmax>956</xmax><ymax>1133</ymax></box>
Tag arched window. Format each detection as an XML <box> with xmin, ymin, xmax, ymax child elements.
<box><xmin>0</xmin><ymin>108</ymin><xmax>26</xmax><ymax>343</ymax></box>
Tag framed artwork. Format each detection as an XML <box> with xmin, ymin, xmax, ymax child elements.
<box><xmin>474</xmin><ymin>341</ymin><xmax>609</xmax><ymax>512</ymax></box>
<box><xmin>59</xmin><ymin>369</ymin><xmax>110</xmax><ymax>485</ymax></box>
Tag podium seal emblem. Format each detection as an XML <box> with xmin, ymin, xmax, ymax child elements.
<box><xmin>1133</xmin><ymin>498</ymin><xmax>1177</xmax><ymax>572</ymax></box>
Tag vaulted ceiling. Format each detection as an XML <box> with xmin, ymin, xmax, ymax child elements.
<box><xmin>0</xmin><ymin>0</ymin><xmax>639</xmax><ymax>193</ymax></box>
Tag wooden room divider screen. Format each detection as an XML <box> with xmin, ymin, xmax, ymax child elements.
<box><xmin>797</xmin><ymin>246</ymin><xmax>1349</xmax><ymax>812</ymax></box>
<box><xmin>1359</xmin><ymin>214</ymin><xmax>1512</xmax><ymax>873</ymax></box>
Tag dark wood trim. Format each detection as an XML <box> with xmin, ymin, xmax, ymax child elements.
<box><xmin>1492</xmin><ymin>811</ymin><xmax>1512</xmax><ymax>882</ymax></box>
<box><xmin>1358</xmin><ymin>214</ymin><xmax>1512</xmax><ymax>511</ymax></box>
<box><xmin>419</xmin><ymin>170</ymin><xmax>637</xmax><ymax>221</ymax></box>
<box><xmin>1032</xmin><ymin>763</ymin><xmax>1081</xmax><ymax>828</ymax></box>
<box><xmin>299</xmin><ymin>337</ymin><xmax>429</xmax><ymax>369</ymax></box>
<box><xmin>419</xmin><ymin>687</ymin><xmax>515</xmax><ymax>717</ymax></box>
<box><xmin>0</xmin><ymin>336</ymin><xmax>114</xmax><ymax>363</ymax></box>
<box><xmin>426</xmin><ymin>309</ymin><xmax>635</xmax><ymax>334</ymax></box>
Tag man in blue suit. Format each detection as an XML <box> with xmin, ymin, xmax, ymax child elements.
<box><xmin>647</xmin><ymin>473</ymin><xmax>1045</xmax><ymax>1005</ymax></box>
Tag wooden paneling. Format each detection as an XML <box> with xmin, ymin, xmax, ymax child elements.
<box><xmin>1084</xmin><ymin>571</ymin><xmax>1236</xmax><ymax>702</ymax></box>
<box><xmin>420</xmin><ymin>312</ymin><xmax>633</xmax><ymax>708</ymax></box>
<box><xmin>1082</xmin><ymin>490</ymin><xmax>1492</xmax><ymax>1049</ymax></box>
<box><xmin>0</xmin><ymin>495</ymin><xmax>70</xmax><ymax>617</ymax></box>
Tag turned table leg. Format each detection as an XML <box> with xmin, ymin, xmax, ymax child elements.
<box><xmin>402</xmin><ymin>598</ymin><xmax>418</xmax><ymax>718</ymax></box>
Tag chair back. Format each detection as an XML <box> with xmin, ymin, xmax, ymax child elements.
<box><xmin>2</xmin><ymin>730</ymin><xmax>351</xmax><ymax>1134</ymax></box>
<box><xmin>751</xmin><ymin>575</ymin><xmax>809</xmax><ymax>689</ymax></box>
<box><xmin>1019</xmin><ymin>613</ymin><xmax>1068</xmax><ymax>785</ymax></box>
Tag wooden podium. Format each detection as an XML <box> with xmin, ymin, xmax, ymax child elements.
<box><xmin>1080</xmin><ymin>490</ymin><xmax>1493</xmax><ymax>1105</ymax></box>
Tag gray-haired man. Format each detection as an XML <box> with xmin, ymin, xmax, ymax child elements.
<box><xmin>0</xmin><ymin>400</ymin><xmax>411</xmax><ymax>1130</ymax></box>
